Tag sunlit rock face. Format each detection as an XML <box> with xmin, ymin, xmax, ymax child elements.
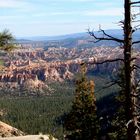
<box><xmin>0</xmin><ymin>59</ymin><xmax>120</xmax><ymax>95</ymax></box>
<box><xmin>0</xmin><ymin>46</ymin><xmax>139</xmax><ymax>95</ymax></box>
<box><xmin>0</xmin><ymin>121</ymin><xmax>24</xmax><ymax>137</ymax></box>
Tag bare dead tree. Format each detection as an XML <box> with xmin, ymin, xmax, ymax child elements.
<box><xmin>88</xmin><ymin>0</ymin><xmax>140</xmax><ymax>140</ymax></box>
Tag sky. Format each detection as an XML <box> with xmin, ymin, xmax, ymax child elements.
<box><xmin>0</xmin><ymin>0</ymin><xmax>124</xmax><ymax>37</ymax></box>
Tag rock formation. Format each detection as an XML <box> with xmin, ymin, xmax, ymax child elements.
<box><xmin>0</xmin><ymin>121</ymin><xmax>24</xmax><ymax>137</ymax></box>
<box><xmin>0</xmin><ymin>46</ymin><xmax>139</xmax><ymax>95</ymax></box>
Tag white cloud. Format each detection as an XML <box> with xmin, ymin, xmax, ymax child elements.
<box><xmin>84</xmin><ymin>8</ymin><xmax>123</xmax><ymax>16</ymax></box>
<box><xmin>0</xmin><ymin>0</ymin><xmax>28</xmax><ymax>8</ymax></box>
<box><xmin>35</xmin><ymin>7</ymin><xmax>123</xmax><ymax>17</ymax></box>
<box><xmin>33</xmin><ymin>11</ymin><xmax>78</xmax><ymax>17</ymax></box>
<box><xmin>0</xmin><ymin>15</ymin><xmax>21</xmax><ymax>19</ymax></box>
<box><xmin>47</xmin><ymin>0</ymin><xmax>96</xmax><ymax>2</ymax></box>
<box><xmin>50</xmin><ymin>11</ymin><xmax>74</xmax><ymax>16</ymax></box>
<box><xmin>68</xmin><ymin>0</ymin><xmax>95</xmax><ymax>1</ymax></box>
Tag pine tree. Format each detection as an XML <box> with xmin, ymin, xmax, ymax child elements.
<box><xmin>0</xmin><ymin>29</ymin><xmax>15</xmax><ymax>52</ymax></box>
<box><xmin>63</xmin><ymin>64</ymin><xmax>98</xmax><ymax>140</ymax></box>
<box><xmin>110</xmin><ymin>67</ymin><xmax>127</xmax><ymax>140</ymax></box>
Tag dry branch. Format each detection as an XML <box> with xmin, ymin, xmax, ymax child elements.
<box><xmin>87</xmin><ymin>58</ymin><xmax>124</xmax><ymax>65</ymax></box>
<box><xmin>88</xmin><ymin>29</ymin><xmax>124</xmax><ymax>43</ymax></box>
<box><xmin>132</xmin><ymin>40</ymin><xmax>140</xmax><ymax>44</ymax></box>
<box><xmin>131</xmin><ymin>1</ymin><xmax>140</xmax><ymax>5</ymax></box>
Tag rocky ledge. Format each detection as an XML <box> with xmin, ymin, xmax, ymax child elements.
<box><xmin>0</xmin><ymin>121</ymin><xmax>24</xmax><ymax>137</ymax></box>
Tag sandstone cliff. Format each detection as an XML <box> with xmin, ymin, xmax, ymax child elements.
<box><xmin>0</xmin><ymin>121</ymin><xmax>24</xmax><ymax>137</ymax></box>
<box><xmin>0</xmin><ymin>46</ymin><xmax>139</xmax><ymax>95</ymax></box>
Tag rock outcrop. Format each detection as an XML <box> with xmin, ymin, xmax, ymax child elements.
<box><xmin>0</xmin><ymin>121</ymin><xmax>24</xmax><ymax>137</ymax></box>
<box><xmin>0</xmin><ymin>134</ymin><xmax>58</xmax><ymax>140</ymax></box>
<box><xmin>0</xmin><ymin>46</ymin><xmax>139</xmax><ymax>95</ymax></box>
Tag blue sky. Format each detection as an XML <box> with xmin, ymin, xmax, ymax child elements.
<box><xmin>0</xmin><ymin>0</ymin><xmax>124</xmax><ymax>37</ymax></box>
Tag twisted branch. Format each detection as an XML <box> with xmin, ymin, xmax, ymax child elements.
<box><xmin>87</xmin><ymin>58</ymin><xmax>124</xmax><ymax>65</ymax></box>
<box><xmin>88</xmin><ymin>29</ymin><xmax>124</xmax><ymax>44</ymax></box>
<box><xmin>131</xmin><ymin>1</ymin><xmax>140</xmax><ymax>5</ymax></box>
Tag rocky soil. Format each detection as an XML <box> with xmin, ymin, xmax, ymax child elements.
<box><xmin>0</xmin><ymin>121</ymin><xmax>24</xmax><ymax>137</ymax></box>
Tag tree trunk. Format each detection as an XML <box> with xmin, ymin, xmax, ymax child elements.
<box><xmin>124</xmin><ymin>0</ymin><xmax>133</xmax><ymax>139</ymax></box>
<box><xmin>124</xmin><ymin>0</ymin><xmax>140</xmax><ymax>139</ymax></box>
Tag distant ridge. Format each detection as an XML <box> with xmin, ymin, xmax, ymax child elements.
<box><xmin>17</xmin><ymin>29</ymin><xmax>140</xmax><ymax>42</ymax></box>
<box><xmin>17</xmin><ymin>32</ymin><xmax>88</xmax><ymax>41</ymax></box>
<box><xmin>16</xmin><ymin>29</ymin><xmax>140</xmax><ymax>48</ymax></box>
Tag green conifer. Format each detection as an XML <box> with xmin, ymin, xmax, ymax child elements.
<box><xmin>64</xmin><ymin>64</ymin><xmax>98</xmax><ymax>140</ymax></box>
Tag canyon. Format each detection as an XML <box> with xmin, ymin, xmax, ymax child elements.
<box><xmin>0</xmin><ymin>45</ymin><xmax>139</xmax><ymax>95</ymax></box>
